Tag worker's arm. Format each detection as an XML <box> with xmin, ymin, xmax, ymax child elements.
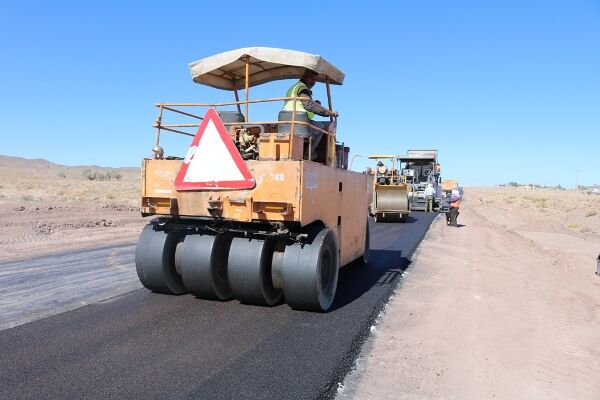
<box><xmin>298</xmin><ymin>90</ymin><xmax>338</xmax><ymax>117</ymax></box>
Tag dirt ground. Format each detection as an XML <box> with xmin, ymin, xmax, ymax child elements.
<box><xmin>339</xmin><ymin>187</ymin><xmax>600</xmax><ymax>400</ymax></box>
<box><xmin>3</xmin><ymin>156</ymin><xmax>600</xmax><ymax>399</ymax></box>
<box><xmin>0</xmin><ymin>155</ymin><xmax>145</xmax><ymax>261</ymax></box>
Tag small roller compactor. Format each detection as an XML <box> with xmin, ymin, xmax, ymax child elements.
<box><xmin>368</xmin><ymin>155</ymin><xmax>411</xmax><ymax>222</ymax></box>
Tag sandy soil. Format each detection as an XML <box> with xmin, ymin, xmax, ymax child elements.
<box><xmin>340</xmin><ymin>187</ymin><xmax>600</xmax><ymax>400</ymax></box>
<box><xmin>0</xmin><ymin>155</ymin><xmax>145</xmax><ymax>261</ymax></box>
<box><xmin>4</xmin><ymin>156</ymin><xmax>600</xmax><ymax>398</ymax></box>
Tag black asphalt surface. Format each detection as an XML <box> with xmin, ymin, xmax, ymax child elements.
<box><xmin>0</xmin><ymin>212</ymin><xmax>437</xmax><ymax>400</ymax></box>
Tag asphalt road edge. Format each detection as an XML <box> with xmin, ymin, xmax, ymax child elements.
<box><xmin>321</xmin><ymin>214</ymin><xmax>439</xmax><ymax>400</ymax></box>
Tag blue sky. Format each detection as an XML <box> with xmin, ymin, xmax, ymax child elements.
<box><xmin>1</xmin><ymin>0</ymin><xmax>599</xmax><ymax>186</ymax></box>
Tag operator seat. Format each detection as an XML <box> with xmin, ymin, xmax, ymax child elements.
<box><xmin>277</xmin><ymin>111</ymin><xmax>316</xmax><ymax>161</ymax></box>
<box><xmin>277</xmin><ymin>111</ymin><xmax>309</xmax><ymax>136</ymax></box>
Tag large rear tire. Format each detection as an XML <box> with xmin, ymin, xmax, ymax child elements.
<box><xmin>228</xmin><ymin>237</ymin><xmax>282</xmax><ymax>306</ymax></box>
<box><xmin>135</xmin><ymin>223</ymin><xmax>186</xmax><ymax>295</ymax></box>
<box><xmin>282</xmin><ymin>228</ymin><xmax>339</xmax><ymax>312</ymax></box>
<box><xmin>179</xmin><ymin>233</ymin><xmax>233</xmax><ymax>300</ymax></box>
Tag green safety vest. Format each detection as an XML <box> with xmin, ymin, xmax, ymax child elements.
<box><xmin>283</xmin><ymin>81</ymin><xmax>315</xmax><ymax>120</ymax></box>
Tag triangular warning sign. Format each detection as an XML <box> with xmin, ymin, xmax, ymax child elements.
<box><xmin>174</xmin><ymin>109</ymin><xmax>255</xmax><ymax>191</ymax></box>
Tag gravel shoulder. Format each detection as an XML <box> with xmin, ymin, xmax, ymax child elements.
<box><xmin>339</xmin><ymin>187</ymin><xmax>600</xmax><ymax>400</ymax></box>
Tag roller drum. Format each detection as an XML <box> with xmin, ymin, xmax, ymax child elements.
<box><xmin>375</xmin><ymin>190</ymin><xmax>409</xmax><ymax>213</ymax></box>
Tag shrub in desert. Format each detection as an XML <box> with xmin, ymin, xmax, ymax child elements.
<box><xmin>83</xmin><ymin>169</ymin><xmax>97</xmax><ymax>180</ymax></box>
<box><xmin>533</xmin><ymin>198</ymin><xmax>547</xmax><ymax>208</ymax></box>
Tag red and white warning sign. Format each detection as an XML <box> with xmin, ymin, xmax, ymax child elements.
<box><xmin>174</xmin><ymin>109</ymin><xmax>255</xmax><ymax>191</ymax></box>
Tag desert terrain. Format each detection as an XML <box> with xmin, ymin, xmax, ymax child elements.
<box><xmin>0</xmin><ymin>155</ymin><xmax>144</xmax><ymax>261</ymax></box>
<box><xmin>339</xmin><ymin>187</ymin><xmax>600</xmax><ymax>399</ymax></box>
<box><xmin>2</xmin><ymin>156</ymin><xmax>600</xmax><ymax>399</ymax></box>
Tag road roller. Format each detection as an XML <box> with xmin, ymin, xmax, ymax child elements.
<box><xmin>135</xmin><ymin>47</ymin><xmax>370</xmax><ymax>312</ymax></box>
<box><xmin>368</xmin><ymin>155</ymin><xmax>411</xmax><ymax>222</ymax></box>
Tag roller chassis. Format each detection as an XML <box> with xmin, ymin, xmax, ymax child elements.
<box><xmin>147</xmin><ymin>216</ymin><xmax>321</xmax><ymax>245</ymax></box>
<box><xmin>137</xmin><ymin>159</ymin><xmax>370</xmax><ymax>312</ymax></box>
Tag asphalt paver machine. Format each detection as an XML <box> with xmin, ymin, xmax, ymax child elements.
<box><xmin>397</xmin><ymin>150</ymin><xmax>442</xmax><ymax>212</ymax></box>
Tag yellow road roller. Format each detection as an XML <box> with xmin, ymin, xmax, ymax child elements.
<box><xmin>368</xmin><ymin>155</ymin><xmax>410</xmax><ymax>222</ymax></box>
<box><xmin>135</xmin><ymin>47</ymin><xmax>370</xmax><ymax>311</ymax></box>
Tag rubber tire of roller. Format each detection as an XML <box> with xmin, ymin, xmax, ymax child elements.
<box><xmin>179</xmin><ymin>233</ymin><xmax>232</xmax><ymax>300</ymax></box>
<box><xmin>282</xmin><ymin>228</ymin><xmax>339</xmax><ymax>312</ymax></box>
<box><xmin>135</xmin><ymin>223</ymin><xmax>186</xmax><ymax>295</ymax></box>
<box><xmin>227</xmin><ymin>237</ymin><xmax>282</xmax><ymax>306</ymax></box>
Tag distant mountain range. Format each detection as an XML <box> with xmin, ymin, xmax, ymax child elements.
<box><xmin>0</xmin><ymin>155</ymin><xmax>139</xmax><ymax>180</ymax></box>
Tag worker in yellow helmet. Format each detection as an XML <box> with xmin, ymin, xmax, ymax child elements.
<box><xmin>283</xmin><ymin>70</ymin><xmax>338</xmax><ymax>159</ymax></box>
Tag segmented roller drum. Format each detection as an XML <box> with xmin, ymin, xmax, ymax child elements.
<box><xmin>282</xmin><ymin>228</ymin><xmax>339</xmax><ymax>312</ymax></box>
<box><xmin>135</xmin><ymin>223</ymin><xmax>186</xmax><ymax>295</ymax></box>
<box><xmin>227</xmin><ymin>237</ymin><xmax>282</xmax><ymax>306</ymax></box>
<box><xmin>135</xmin><ymin>221</ymin><xmax>368</xmax><ymax>312</ymax></box>
<box><xmin>179</xmin><ymin>233</ymin><xmax>233</xmax><ymax>300</ymax></box>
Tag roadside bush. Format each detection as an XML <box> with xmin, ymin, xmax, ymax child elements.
<box><xmin>83</xmin><ymin>169</ymin><xmax>119</xmax><ymax>181</ymax></box>
<box><xmin>585</xmin><ymin>210</ymin><xmax>598</xmax><ymax>217</ymax></box>
<box><xmin>83</xmin><ymin>169</ymin><xmax>96</xmax><ymax>180</ymax></box>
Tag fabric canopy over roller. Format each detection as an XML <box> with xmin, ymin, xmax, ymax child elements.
<box><xmin>189</xmin><ymin>47</ymin><xmax>345</xmax><ymax>90</ymax></box>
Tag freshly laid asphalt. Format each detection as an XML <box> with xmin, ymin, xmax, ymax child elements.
<box><xmin>0</xmin><ymin>212</ymin><xmax>437</xmax><ymax>400</ymax></box>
